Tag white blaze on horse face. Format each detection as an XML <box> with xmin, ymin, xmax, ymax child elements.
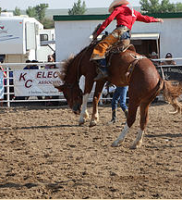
<box><xmin>111</xmin><ymin>124</ymin><xmax>129</xmax><ymax>147</ymax></box>
<box><xmin>79</xmin><ymin>93</ymin><xmax>90</xmax><ymax>124</ymax></box>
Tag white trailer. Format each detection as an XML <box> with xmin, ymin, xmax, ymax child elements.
<box><xmin>0</xmin><ymin>13</ymin><xmax>55</xmax><ymax>66</ymax></box>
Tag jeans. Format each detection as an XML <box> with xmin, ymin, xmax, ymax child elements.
<box><xmin>111</xmin><ymin>86</ymin><xmax>128</xmax><ymax>112</ymax></box>
<box><xmin>97</xmin><ymin>58</ymin><xmax>107</xmax><ymax>67</ymax></box>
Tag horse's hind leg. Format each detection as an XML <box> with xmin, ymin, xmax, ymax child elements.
<box><xmin>112</xmin><ymin>103</ymin><xmax>138</xmax><ymax>147</ymax></box>
<box><xmin>111</xmin><ymin>124</ymin><xmax>130</xmax><ymax>147</ymax></box>
<box><xmin>131</xmin><ymin>102</ymin><xmax>150</xmax><ymax>149</ymax></box>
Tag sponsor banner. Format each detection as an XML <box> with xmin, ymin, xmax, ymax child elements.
<box><xmin>14</xmin><ymin>69</ymin><xmax>63</xmax><ymax>96</ymax></box>
<box><xmin>0</xmin><ymin>71</ymin><xmax>4</xmax><ymax>99</ymax></box>
<box><xmin>157</xmin><ymin>65</ymin><xmax>182</xmax><ymax>81</ymax></box>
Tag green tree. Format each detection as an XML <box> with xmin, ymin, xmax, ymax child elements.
<box><xmin>140</xmin><ymin>0</ymin><xmax>160</xmax><ymax>13</ymax></box>
<box><xmin>68</xmin><ymin>0</ymin><xmax>87</xmax><ymax>15</ymax></box>
<box><xmin>42</xmin><ymin>18</ymin><xmax>54</xmax><ymax>29</ymax></box>
<box><xmin>175</xmin><ymin>2</ymin><xmax>182</xmax><ymax>12</ymax></box>
<box><xmin>35</xmin><ymin>3</ymin><xmax>49</xmax><ymax>22</ymax></box>
<box><xmin>0</xmin><ymin>7</ymin><xmax>7</xmax><ymax>14</ymax></box>
<box><xmin>140</xmin><ymin>0</ymin><xmax>150</xmax><ymax>12</ymax></box>
<box><xmin>160</xmin><ymin>0</ymin><xmax>175</xmax><ymax>12</ymax></box>
<box><xmin>26</xmin><ymin>4</ymin><xmax>48</xmax><ymax>22</ymax></box>
<box><xmin>140</xmin><ymin>0</ymin><xmax>179</xmax><ymax>13</ymax></box>
<box><xmin>26</xmin><ymin>4</ymin><xmax>53</xmax><ymax>29</ymax></box>
<box><xmin>13</xmin><ymin>7</ymin><xmax>21</xmax><ymax>16</ymax></box>
<box><xmin>26</xmin><ymin>6</ymin><xmax>37</xmax><ymax>18</ymax></box>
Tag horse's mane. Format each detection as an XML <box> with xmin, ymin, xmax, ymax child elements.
<box><xmin>60</xmin><ymin>42</ymin><xmax>97</xmax><ymax>81</ymax></box>
<box><xmin>62</xmin><ymin>55</ymin><xmax>75</xmax><ymax>74</ymax></box>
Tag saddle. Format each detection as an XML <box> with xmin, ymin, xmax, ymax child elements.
<box><xmin>106</xmin><ymin>43</ymin><xmax>136</xmax><ymax>67</ymax></box>
<box><xmin>106</xmin><ymin>43</ymin><xmax>146</xmax><ymax>84</ymax></box>
<box><xmin>107</xmin><ymin>42</ymin><xmax>136</xmax><ymax>55</ymax></box>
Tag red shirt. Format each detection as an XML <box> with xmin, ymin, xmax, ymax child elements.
<box><xmin>97</xmin><ymin>5</ymin><xmax>159</xmax><ymax>36</ymax></box>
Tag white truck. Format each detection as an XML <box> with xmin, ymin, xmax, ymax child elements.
<box><xmin>0</xmin><ymin>12</ymin><xmax>55</xmax><ymax>65</ymax></box>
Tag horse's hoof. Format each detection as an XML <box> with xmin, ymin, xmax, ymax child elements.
<box><xmin>169</xmin><ymin>109</ymin><xmax>179</xmax><ymax>114</ymax></box>
<box><xmin>130</xmin><ymin>141</ymin><xmax>142</xmax><ymax>149</ymax></box>
<box><xmin>111</xmin><ymin>140</ymin><xmax>121</xmax><ymax>147</ymax></box>
<box><xmin>89</xmin><ymin>121</ymin><xmax>97</xmax><ymax>127</ymax></box>
<box><xmin>79</xmin><ymin>119</ymin><xmax>86</xmax><ymax>126</ymax></box>
<box><xmin>130</xmin><ymin>145</ymin><xmax>137</xmax><ymax>149</ymax></box>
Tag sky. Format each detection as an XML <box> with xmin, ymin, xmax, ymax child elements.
<box><xmin>1</xmin><ymin>0</ymin><xmax>181</xmax><ymax>10</ymax></box>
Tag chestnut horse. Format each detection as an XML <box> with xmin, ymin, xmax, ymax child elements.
<box><xmin>55</xmin><ymin>42</ymin><xmax>182</xmax><ymax>149</ymax></box>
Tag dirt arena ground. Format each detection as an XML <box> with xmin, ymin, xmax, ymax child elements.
<box><xmin>0</xmin><ymin>102</ymin><xmax>182</xmax><ymax>199</ymax></box>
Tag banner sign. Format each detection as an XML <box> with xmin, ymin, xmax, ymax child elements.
<box><xmin>14</xmin><ymin>69</ymin><xmax>63</xmax><ymax>96</ymax></box>
<box><xmin>0</xmin><ymin>71</ymin><xmax>4</xmax><ymax>99</ymax></box>
<box><xmin>157</xmin><ymin>65</ymin><xmax>182</xmax><ymax>81</ymax></box>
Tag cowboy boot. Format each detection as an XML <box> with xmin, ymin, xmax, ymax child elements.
<box><xmin>121</xmin><ymin>109</ymin><xmax>128</xmax><ymax>125</ymax></box>
<box><xmin>110</xmin><ymin>110</ymin><xmax>116</xmax><ymax>123</ymax></box>
<box><xmin>94</xmin><ymin>59</ymin><xmax>108</xmax><ymax>81</ymax></box>
<box><xmin>124</xmin><ymin>109</ymin><xmax>128</xmax><ymax>118</ymax></box>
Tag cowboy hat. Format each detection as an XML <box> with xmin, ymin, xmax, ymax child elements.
<box><xmin>109</xmin><ymin>0</ymin><xmax>129</xmax><ymax>13</ymax></box>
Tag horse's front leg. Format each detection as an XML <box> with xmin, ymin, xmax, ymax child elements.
<box><xmin>90</xmin><ymin>96</ymin><xmax>100</xmax><ymax>127</ymax></box>
<box><xmin>90</xmin><ymin>80</ymin><xmax>106</xmax><ymax>127</ymax></box>
<box><xmin>79</xmin><ymin>93</ymin><xmax>90</xmax><ymax>125</ymax></box>
<box><xmin>79</xmin><ymin>76</ymin><xmax>95</xmax><ymax>126</ymax></box>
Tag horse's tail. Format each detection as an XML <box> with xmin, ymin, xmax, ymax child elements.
<box><xmin>161</xmin><ymin>79</ymin><xmax>182</xmax><ymax>114</ymax></box>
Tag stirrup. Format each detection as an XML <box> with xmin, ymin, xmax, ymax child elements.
<box><xmin>94</xmin><ymin>72</ymin><xmax>108</xmax><ymax>81</ymax></box>
<box><xmin>94</xmin><ymin>66</ymin><xmax>108</xmax><ymax>81</ymax></box>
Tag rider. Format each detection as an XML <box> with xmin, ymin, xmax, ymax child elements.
<box><xmin>90</xmin><ymin>0</ymin><xmax>164</xmax><ymax>81</ymax></box>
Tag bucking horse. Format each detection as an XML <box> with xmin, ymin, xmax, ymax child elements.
<box><xmin>54</xmin><ymin>39</ymin><xmax>182</xmax><ymax>149</ymax></box>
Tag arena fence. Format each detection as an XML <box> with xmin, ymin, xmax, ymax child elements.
<box><xmin>0</xmin><ymin>58</ymin><xmax>182</xmax><ymax>107</ymax></box>
<box><xmin>0</xmin><ymin>62</ymin><xmax>64</xmax><ymax>107</ymax></box>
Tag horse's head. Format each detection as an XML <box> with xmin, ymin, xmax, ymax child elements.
<box><xmin>55</xmin><ymin>83</ymin><xmax>83</xmax><ymax>114</ymax></box>
<box><xmin>54</xmin><ymin>55</ymin><xmax>85</xmax><ymax>114</ymax></box>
